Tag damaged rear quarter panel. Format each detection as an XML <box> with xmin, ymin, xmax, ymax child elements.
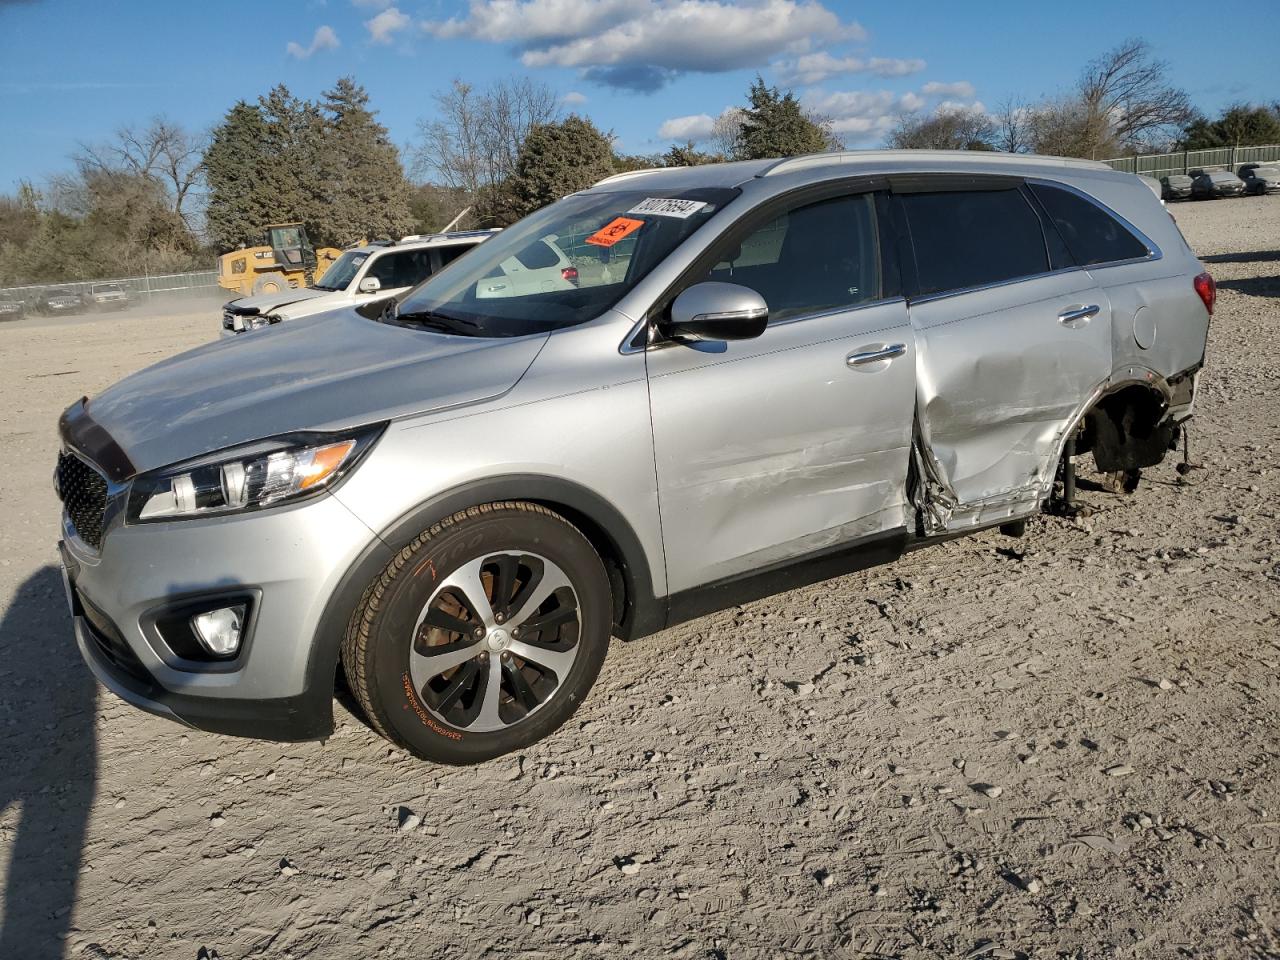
<box><xmin>909</xmin><ymin>268</ymin><xmax>1112</xmax><ymax>532</ymax></box>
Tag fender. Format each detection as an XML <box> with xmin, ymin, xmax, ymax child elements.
<box><xmin>300</xmin><ymin>475</ymin><xmax>667</xmax><ymax>737</ymax></box>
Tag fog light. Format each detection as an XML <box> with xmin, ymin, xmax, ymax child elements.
<box><xmin>191</xmin><ymin>605</ymin><xmax>245</xmax><ymax>658</ymax></box>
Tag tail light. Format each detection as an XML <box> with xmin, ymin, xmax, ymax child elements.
<box><xmin>561</xmin><ymin>267</ymin><xmax>579</xmax><ymax>285</ymax></box>
<box><xmin>1193</xmin><ymin>271</ymin><xmax>1216</xmax><ymax>316</ymax></box>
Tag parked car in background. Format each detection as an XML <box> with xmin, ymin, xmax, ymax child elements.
<box><xmin>222</xmin><ymin>231</ymin><xmax>497</xmax><ymax>337</ymax></box>
<box><xmin>0</xmin><ymin>297</ymin><xmax>25</xmax><ymax>321</ymax></box>
<box><xmin>476</xmin><ymin>235</ymin><xmax>579</xmax><ymax>299</ymax></box>
<box><xmin>1160</xmin><ymin>174</ymin><xmax>1194</xmax><ymax>201</ymax></box>
<box><xmin>1238</xmin><ymin>164</ymin><xmax>1280</xmax><ymax>196</ymax></box>
<box><xmin>1137</xmin><ymin>175</ymin><xmax>1163</xmax><ymax>204</ymax></box>
<box><xmin>43</xmin><ymin>291</ymin><xmax>84</xmax><ymax>315</ymax></box>
<box><xmin>57</xmin><ymin>150</ymin><xmax>1212</xmax><ymax>765</ymax></box>
<box><xmin>88</xmin><ymin>282</ymin><xmax>128</xmax><ymax>312</ymax></box>
<box><xmin>1190</xmin><ymin>169</ymin><xmax>1244</xmax><ymax>199</ymax></box>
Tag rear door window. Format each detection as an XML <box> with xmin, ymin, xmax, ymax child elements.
<box><xmin>898</xmin><ymin>188</ymin><xmax>1049</xmax><ymax>296</ymax></box>
<box><xmin>366</xmin><ymin>250</ymin><xmax>434</xmax><ymax>288</ymax></box>
<box><xmin>1028</xmin><ymin>183</ymin><xmax>1151</xmax><ymax>266</ymax></box>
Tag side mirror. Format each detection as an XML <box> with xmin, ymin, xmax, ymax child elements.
<box><xmin>665</xmin><ymin>282</ymin><xmax>768</xmax><ymax>342</ymax></box>
<box><xmin>358</xmin><ymin>276</ymin><xmax>381</xmax><ymax>294</ymax></box>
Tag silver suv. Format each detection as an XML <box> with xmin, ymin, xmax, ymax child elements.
<box><xmin>56</xmin><ymin>151</ymin><xmax>1213</xmax><ymax>764</ymax></box>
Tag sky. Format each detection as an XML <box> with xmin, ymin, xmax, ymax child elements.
<box><xmin>0</xmin><ymin>0</ymin><xmax>1274</xmax><ymax>193</ymax></box>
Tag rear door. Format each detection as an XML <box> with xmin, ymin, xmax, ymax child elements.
<box><xmin>893</xmin><ymin>177</ymin><xmax>1112</xmax><ymax>533</ymax></box>
<box><xmin>647</xmin><ymin>186</ymin><xmax>917</xmax><ymax>594</ymax></box>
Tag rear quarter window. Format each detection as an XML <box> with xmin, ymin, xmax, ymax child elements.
<box><xmin>1028</xmin><ymin>183</ymin><xmax>1150</xmax><ymax>267</ymax></box>
<box><xmin>899</xmin><ymin>188</ymin><xmax>1048</xmax><ymax>296</ymax></box>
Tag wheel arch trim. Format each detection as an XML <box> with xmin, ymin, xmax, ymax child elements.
<box><xmin>303</xmin><ymin>475</ymin><xmax>667</xmax><ymax>736</ymax></box>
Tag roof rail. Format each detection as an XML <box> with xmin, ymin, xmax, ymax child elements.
<box><xmin>397</xmin><ymin>228</ymin><xmax>502</xmax><ymax>244</ymax></box>
<box><xmin>759</xmin><ymin>150</ymin><xmax>1113</xmax><ymax>178</ymax></box>
<box><xmin>594</xmin><ymin>167</ymin><xmax>670</xmax><ymax>186</ymax></box>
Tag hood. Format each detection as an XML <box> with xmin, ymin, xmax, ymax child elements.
<box><xmin>226</xmin><ymin>286</ymin><xmax>334</xmax><ymax>315</ymax></box>
<box><xmin>83</xmin><ymin>308</ymin><xmax>549</xmax><ymax>474</ymax></box>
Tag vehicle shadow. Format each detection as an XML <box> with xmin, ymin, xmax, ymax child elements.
<box><xmin>1200</xmin><ymin>250</ymin><xmax>1280</xmax><ymax>265</ymax></box>
<box><xmin>1216</xmin><ymin>275</ymin><xmax>1280</xmax><ymax>298</ymax></box>
<box><xmin>0</xmin><ymin>566</ymin><xmax>98</xmax><ymax>958</ymax></box>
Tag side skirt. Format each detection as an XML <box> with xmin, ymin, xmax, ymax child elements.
<box><xmin>665</xmin><ymin>528</ymin><xmax>908</xmax><ymax>628</ymax></box>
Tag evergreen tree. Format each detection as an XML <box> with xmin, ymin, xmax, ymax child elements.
<box><xmin>1181</xmin><ymin>104</ymin><xmax>1280</xmax><ymax>150</ymax></box>
<box><xmin>319</xmin><ymin>77</ymin><xmax>413</xmax><ymax>244</ymax></box>
<box><xmin>734</xmin><ymin>77</ymin><xmax>835</xmax><ymax>160</ymax></box>
<box><xmin>508</xmin><ymin>116</ymin><xmax>615</xmax><ymax>220</ymax></box>
<box><xmin>257</xmin><ymin>85</ymin><xmax>327</xmax><ymax>236</ymax></box>
<box><xmin>204</xmin><ymin>101</ymin><xmax>275</xmax><ymax>251</ymax></box>
<box><xmin>204</xmin><ymin>81</ymin><xmax>416</xmax><ymax>252</ymax></box>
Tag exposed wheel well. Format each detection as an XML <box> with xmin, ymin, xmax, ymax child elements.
<box><xmin>1078</xmin><ymin>383</ymin><xmax>1177</xmax><ymax>473</ymax></box>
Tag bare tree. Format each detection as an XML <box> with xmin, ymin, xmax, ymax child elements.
<box><xmin>411</xmin><ymin>77</ymin><xmax>560</xmax><ymax>214</ymax></box>
<box><xmin>75</xmin><ymin>117</ymin><xmax>206</xmax><ymax>223</ymax></box>
<box><xmin>710</xmin><ymin>108</ymin><xmax>745</xmax><ymax>160</ymax></box>
<box><xmin>1075</xmin><ymin>39</ymin><xmax>1192</xmax><ymax>158</ymax></box>
<box><xmin>887</xmin><ymin>107</ymin><xmax>995</xmax><ymax>150</ymax></box>
<box><xmin>992</xmin><ymin>97</ymin><xmax>1033</xmax><ymax>153</ymax></box>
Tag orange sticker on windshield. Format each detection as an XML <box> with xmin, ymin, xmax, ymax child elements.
<box><xmin>585</xmin><ymin>216</ymin><xmax>644</xmax><ymax>247</ymax></box>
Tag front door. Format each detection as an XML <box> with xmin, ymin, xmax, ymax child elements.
<box><xmin>646</xmin><ymin>190</ymin><xmax>917</xmax><ymax>595</ymax></box>
<box><xmin>894</xmin><ymin>180</ymin><xmax>1113</xmax><ymax>533</ymax></box>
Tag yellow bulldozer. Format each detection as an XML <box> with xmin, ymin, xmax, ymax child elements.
<box><xmin>217</xmin><ymin>223</ymin><xmax>343</xmax><ymax>298</ymax></box>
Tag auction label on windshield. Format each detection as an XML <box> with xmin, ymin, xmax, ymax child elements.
<box><xmin>586</xmin><ymin>217</ymin><xmax>645</xmax><ymax>247</ymax></box>
<box><xmin>628</xmin><ymin>197</ymin><xmax>707</xmax><ymax>219</ymax></box>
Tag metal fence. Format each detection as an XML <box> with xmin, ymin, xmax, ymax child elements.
<box><xmin>1</xmin><ymin>270</ymin><xmax>220</xmax><ymax>308</ymax></box>
<box><xmin>1103</xmin><ymin>144</ymin><xmax>1280</xmax><ymax>179</ymax></box>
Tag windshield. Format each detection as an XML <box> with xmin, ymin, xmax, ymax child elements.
<box><xmin>394</xmin><ymin>187</ymin><xmax>738</xmax><ymax>337</ymax></box>
<box><xmin>1209</xmin><ymin>172</ymin><xmax>1238</xmax><ymax>182</ymax></box>
<box><xmin>1251</xmin><ymin>167</ymin><xmax>1279</xmax><ymax>178</ymax></box>
<box><xmin>91</xmin><ymin>283</ymin><xmax>121</xmax><ymax>293</ymax></box>
<box><xmin>312</xmin><ymin>251</ymin><xmax>368</xmax><ymax>291</ymax></box>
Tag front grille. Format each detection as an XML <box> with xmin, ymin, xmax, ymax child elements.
<box><xmin>56</xmin><ymin>451</ymin><xmax>109</xmax><ymax>549</ymax></box>
<box><xmin>222</xmin><ymin>309</ymin><xmax>234</xmax><ymax>330</ymax></box>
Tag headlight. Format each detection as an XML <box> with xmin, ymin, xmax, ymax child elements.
<box><xmin>127</xmin><ymin>426</ymin><xmax>383</xmax><ymax>522</ymax></box>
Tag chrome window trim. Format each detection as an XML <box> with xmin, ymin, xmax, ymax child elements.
<box><xmin>623</xmin><ymin>295</ymin><xmax>908</xmax><ymax>354</ymax></box>
<box><xmin>908</xmin><ymin>265</ymin><xmax>1085</xmax><ymax>307</ymax></box>
<box><xmin>1025</xmin><ymin>177</ymin><xmax>1163</xmax><ymax>267</ymax></box>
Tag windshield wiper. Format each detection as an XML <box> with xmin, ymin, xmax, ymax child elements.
<box><xmin>391</xmin><ymin>305</ymin><xmax>482</xmax><ymax>336</ymax></box>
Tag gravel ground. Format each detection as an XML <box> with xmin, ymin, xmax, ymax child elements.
<box><xmin>1</xmin><ymin>196</ymin><xmax>1278</xmax><ymax>959</ymax></box>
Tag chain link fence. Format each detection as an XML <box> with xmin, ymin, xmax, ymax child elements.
<box><xmin>0</xmin><ymin>270</ymin><xmax>220</xmax><ymax>313</ymax></box>
<box><xmin>1103</xmin><ymin>144</ymin><xmax>1280</xmax><ymax>179</ymax></box>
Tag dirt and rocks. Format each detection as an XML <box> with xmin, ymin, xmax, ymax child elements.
<box><xmin>1</xmin><ymin>197</ymin><xmax>1278</xmax><ymax>959</ymax></box>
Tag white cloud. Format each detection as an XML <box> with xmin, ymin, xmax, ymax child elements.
<box><xmin>562</xmin><ymin>91</ymin><xmax>588</xmax><ymax>105</ymax></box>
<box><xmin>366</xmin><ymin>6</ymin><xmax>410</xmax><ymax>42</ymax></box>
<box><xmin>922</xmin><ymin>80</ymin><xmax>976</xmax><ymax>100</ymax></box>
<box><xmin>424</xmin><ymin>0</ymin><xmax>866</xmax><ymax>90</ymax></box>
<box><xmin>286</xmin><ymin>25</ymin><xmax>340</xmax><ymax>59</ymax></box>
<box><xmin>800</xmin><ymin>81</ymin><xmax>983</xmax><ymax>144</ymax></box>
<box><xmin>657</xmin><ymin>106</ymin><xmax>740</xmax><ymax>142</ymax></box>
<box><xmin>658</xmin><ymin>113</ymin><xmax>717</xmax><ymax>141</ymax></box>
<box><xmin>774</xmin><ymin>51</ymin><xmax>925</xmax><ymax>86</ymax></box>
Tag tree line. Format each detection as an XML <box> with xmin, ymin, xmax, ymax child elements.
<box><xmin>888</xmin><ymin>39</ymin><xmax>1280</xmax><ymax>158</ymax></box>
<box><xmin>1</xmin><ymin>42</ymin><xmax>1275</xmax><ymax>287</ymax></box>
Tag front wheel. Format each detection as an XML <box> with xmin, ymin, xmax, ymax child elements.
<box><xmin>341</xmin><ymin>502</ymin><xmax>612</xmax><ymax>764</ymax></box>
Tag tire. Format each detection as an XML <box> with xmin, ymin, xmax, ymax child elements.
<box><xmin>341</xmin><ymin>502</ymin><xmax>612</xmax><ymax>764</ymax></box>
<box><xmin>252</xmin><ymin>273</ymin><xmax>289</xmax><ymax>296</ymax></box>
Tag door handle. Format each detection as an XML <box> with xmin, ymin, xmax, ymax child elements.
<box><xmin>1058</xmin><ymin>304</ymin><xmax>1100</xmax><ymax>325</ymax></box>
<box><xmin>847</xmin><ymin>343</ymin><xmax>907</xmax><ymax>366</ymax></box>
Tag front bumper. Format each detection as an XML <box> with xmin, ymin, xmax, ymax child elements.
<box><xmin>59</xmin><ymin>488</ymin><xmax>383</xmax><ymax>741</ymax></box>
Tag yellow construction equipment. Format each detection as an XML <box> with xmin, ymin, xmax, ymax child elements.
<box><xmin>217</xmin><ymin>223</ymin><xmax>343</xmax><ymax>298</ymax></box>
